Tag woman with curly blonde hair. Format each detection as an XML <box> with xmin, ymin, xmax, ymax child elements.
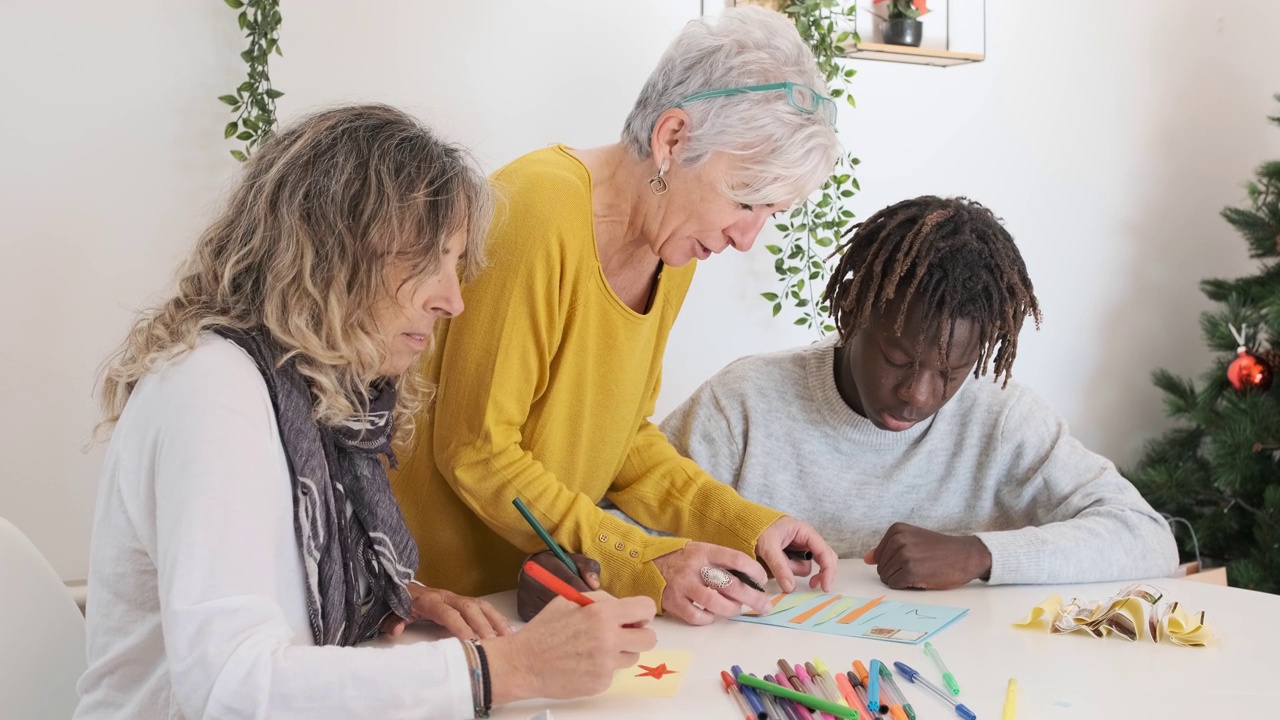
<box><xmin>76</xmin><ymin>104</ymin><xmax>657</xmax><ymax>720</ymax></box>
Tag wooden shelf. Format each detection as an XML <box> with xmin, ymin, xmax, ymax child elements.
<box><xmin>841</xmin><ymin>41</ymin><xmax>984</xmax><ymax>67</ymax></box>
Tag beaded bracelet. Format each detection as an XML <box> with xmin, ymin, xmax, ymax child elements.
<box><xmin>475</xmin><ymin>641</ymin><xmax>493</xmax><ymax>713</ymax></box>
<box><xmin>461</xmin><ymin>639</ymin><xmax>486</xmax><ymax>718</ymax></box>
<box><xmin>462</xmin><ymin>639</ymin><xmax>491</xmax><ymax>718</ymax></box>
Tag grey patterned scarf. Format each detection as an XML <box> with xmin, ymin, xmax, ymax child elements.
<box><xmin>214</xmin><ymin>327</ymin><xmax>418</xmax><ymax>646</ymax></box>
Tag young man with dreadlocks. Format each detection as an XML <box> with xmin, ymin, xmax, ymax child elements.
<box><xmin>661</xmin><ymin>196</ymin><xmax>1178</xmax><ymax>590</ymax></box>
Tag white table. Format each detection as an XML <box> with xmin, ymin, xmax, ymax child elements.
<box><xmin>380</xmin><ymin>560</ymin><xmax>1280</xmax><ymax>719</ymax></box>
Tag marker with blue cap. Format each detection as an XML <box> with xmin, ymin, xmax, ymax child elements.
<box><xmin>731</xmin><ymin>664</ymin><xmax>769</xmax><ymax>720</ymax></box>
<box><xmin>893</xmin><ymin>661</ymin><xmax>977</xmax><ymax>720</ymax></box>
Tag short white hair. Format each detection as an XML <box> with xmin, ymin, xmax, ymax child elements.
<box><xmin>621</xmin><ymin>6</ymin><xmax>841</xmax><ymax>206</ymax></box>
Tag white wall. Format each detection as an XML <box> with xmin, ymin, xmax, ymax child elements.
<box><xmin>3</xmin><ymin>0</ymin><xmax>1278</xmax><ymax>581</ymax></box>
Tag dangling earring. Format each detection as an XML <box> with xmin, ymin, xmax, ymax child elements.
<box><xmin>649</xmin><ymin>160</ymin><xmax>669</xmax><ymax>195</ymax></box>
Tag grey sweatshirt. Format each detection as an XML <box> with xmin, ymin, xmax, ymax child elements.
<box><xmin>660</xmin><ymin>337</ymin><xmax>1179</xmax><ymax>585</ymax></box>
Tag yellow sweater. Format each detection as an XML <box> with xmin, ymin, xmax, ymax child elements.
<box><xmin>390</xmin><ymin>146</ymin><xmax>783</xmax><ymax>606</ymax></box>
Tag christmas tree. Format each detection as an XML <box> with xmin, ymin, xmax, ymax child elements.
<box><xmin>1129</xmin><ymin>94</ymin><xmax>1280</xmax><ymax>594</ymax></box>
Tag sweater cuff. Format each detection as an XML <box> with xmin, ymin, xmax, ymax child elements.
<box><xmin>974</xmin><ymin>529</ymin><xmax>1047</xmax><ymax>585</ymax></box>
<box><xmin>590</xmin><ymin>512</ymin><xmax>689</xmax><ymax>612</ymax></box>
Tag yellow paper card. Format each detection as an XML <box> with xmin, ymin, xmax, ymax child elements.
<box><xmin>601</xmin><ymin>649</ymin><xmax>692</xmax><ymax>698</ymax></box>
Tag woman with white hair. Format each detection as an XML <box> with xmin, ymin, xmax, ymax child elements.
<box><xmin>392</xmin><ymin>7</ymin><xmax>842</xmax><ymax>626</ymax></box>
<box><xmin>76</xmin><ymin>105</ymin><xmax>657</xmax><ymax>720</ymax></box>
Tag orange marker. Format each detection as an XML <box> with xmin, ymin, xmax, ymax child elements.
<box><xmin>721</xmin><ymin>671</ymin><xmax>755</xmax><ymax>720</ymax></box>
<box><xmin>834</xmin><ymin>669</ymin><xmax>873</xmax><ymax>718</ymax></box>
<box><xmin>789</xmin><ymin>594</ymin><xmax>843</xmax><ymax>624</ymax></box>
<box><xmin>521</xmin><ymin>560</ymin><xmax>593</xmax><ymax>607</ymax></box>
<box><xmin>836</xmin><ymin>595</ymin><xmax>886</xmax><ymax>624</ymax></box>
<box><xmin>846</xmin><ymin>670</ymin><xmax>877</xmax><ymax>716</ymax></box>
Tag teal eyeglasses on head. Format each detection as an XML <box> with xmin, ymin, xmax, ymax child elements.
<box><xmin>673</xmin><ymin>81</ymin><xmax>837</xmax><ymax>125</ymax></box>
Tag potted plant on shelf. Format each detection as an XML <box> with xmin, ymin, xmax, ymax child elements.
<box><xmin>872</xmin><ymin>0</ymin><xmax>929</xmax><ymax>47</ymax></box>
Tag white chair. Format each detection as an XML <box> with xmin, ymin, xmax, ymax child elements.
<box><xmin>0</xmin><ymin>517</ymin><xmax>86</xmax><ymax>719</ymax></box>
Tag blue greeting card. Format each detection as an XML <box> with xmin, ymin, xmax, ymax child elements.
<box><xmin>730</xmin><ymin>592</ymin><xmax>968</xmax><ymax>645</ymax></box>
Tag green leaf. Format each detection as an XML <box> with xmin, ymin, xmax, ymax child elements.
<box><xmin>794</xmin><ymin>317</ymin><xmax>808</xmax><ymax>326</ymax></box>
<box><xmin>218</xmin><ymin>94</ymin><xmax>239</xmax><ymax>106</ymax></box>
<box><xmin>772</xmin><ymin>303</ymin><xmax>782</xmax><ymax>317</ymax></box>
<box><xmin>238</xmin><ymin>81</ymin><xmax>253</xmax><ymax>94</ymax></box>
<box><xmin>230</xmin><ymin>149</ymin><xmax>248</xmax><ymax>162</ymax></box>
<box><xmin>224</xmin><ymin>0</ymin><xmax>244</xmax><ymax>8</ymax></box>
<box><xmin>823</xmin><ymin>324</ymin><xmax>836</xmax><ymax>333</ymax></box>
<box><xmin>238</xmin><ymin>11</ymin><xmax>248</xmax><ymax>30</ymax></box>
<box><xmin>264</xmin><ymin>88</ymin><xmax>284</xmax><ymax>99</ymax></box>
<box><xmin>236</xmin><ymin>130</ymin><xmax>254</xmax><ymax>141</ymax></box>
<box><xmin>242</xmin><ymin>117</ymin><xmax>260</xmax><ymax>132</ymax></box>
<box><xmin>761</xmin><ymin>292</ymin><xmax>779</xmax><ymax>302</ymax></box>
<box><xmin>765</xmin><ymin>244</ymin><xmax>783</xmax><ymax>256</ymax></box>
<box><xmin>224</xmin><ymin>122</ymin><xmax>238</xmax><ymax>139</ymax></box>
<box><xmin>796</xmin><ymin>299</ymin><xmax>810</xmax><ymax>308</ymax></box>
<box><xmin>274</xmin><ymin>43</ymin><xmax>284</xmax><ymax>57</ymax></box>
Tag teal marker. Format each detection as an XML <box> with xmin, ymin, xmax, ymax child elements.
<box><xmin>924</xmin><ymin>641</ymin><xmax>962</xmax><ymax>696</ymax></box>
<box><xmin>511</xmin><ymin>497</ymin><xmax>583</xmax><ymax>580</ymax></box>
<box><xmin>868</xmin><ymin>659</ymin><xmax>883</xmax><ymax>715</ymax></box>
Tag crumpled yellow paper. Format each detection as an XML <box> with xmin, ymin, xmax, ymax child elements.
<box><xmin>1014</xmin><ymin>584</ymin><xmax>1213</xmax><ymax>647</ymax></box>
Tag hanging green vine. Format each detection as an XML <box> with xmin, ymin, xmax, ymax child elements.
<box><xmin>762</xmin><ymin>1</ymin><xmax>861</xmax><ymax>334</ymax></box>
<box><xmin>218</xmin><ymin>0</ymin><xmax>284</xmax><ymax>161</ymax></box>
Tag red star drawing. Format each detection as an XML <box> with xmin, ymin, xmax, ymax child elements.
<box><xmin>635</xmin><ymin>663</ymin><xmax>678</xmax><ymax>680</ymax></box>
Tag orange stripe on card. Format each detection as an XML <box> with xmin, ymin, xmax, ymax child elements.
<box><xmin>789</xmin><ymin>594</ymin><xmax>843</xmax><ymax>624</ymax></box>
<box><xmin>836</xmin><ymin>595</ymin><xmax>886</xmax><ymax>624</ymax></box>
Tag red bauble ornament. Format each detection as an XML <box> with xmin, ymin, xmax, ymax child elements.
<box><xmin>1227</xmin><ymin>346</ymin><xmax>1273</xmax><ymax>392</ymax></box>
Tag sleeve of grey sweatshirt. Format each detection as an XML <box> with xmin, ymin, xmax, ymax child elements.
<box><xmin>659</xmin><ymin>381</ymin><xmax>745</xmax><ymax>490</ymax></box>
<box><xmin>974</xmin><ymin>385</ymin><xmax>1180</xmax><ymax>585</ymax></box>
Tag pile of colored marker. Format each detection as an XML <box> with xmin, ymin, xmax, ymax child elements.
<box><xmin>719</xmin><ymin>658</ymin><xmax>860</xmax><ymax>720</ymax></box>
<box><xmin>719</xmin><ymin>645</ymin><xmax>977</xmax><ymax>720</ymax></box>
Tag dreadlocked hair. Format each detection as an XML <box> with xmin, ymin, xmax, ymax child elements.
<box><xmin>822</xmin><ymin>195</ymin><xmax>1042</xmax><ymax>389</ymax></box>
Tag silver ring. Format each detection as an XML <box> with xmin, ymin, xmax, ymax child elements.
<box><xmin>700</xmin><ymin>566</ymin><xmax>733</xmax><ymax>590</ymax></box>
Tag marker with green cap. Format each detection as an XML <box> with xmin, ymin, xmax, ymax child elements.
<box><xmin>878</xmin><ymin>661</ymin><xmax>917</xmax><ymax>720</ymax></box>
<box><xmin>512</xmin><ymin>497</ymin><xmax>583</xmax><ymax>581</ymax></box>
<box><xmin>924</xmin><ymin>641</ymin><xmax>962</xmax><ymax>696</ymax></box>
